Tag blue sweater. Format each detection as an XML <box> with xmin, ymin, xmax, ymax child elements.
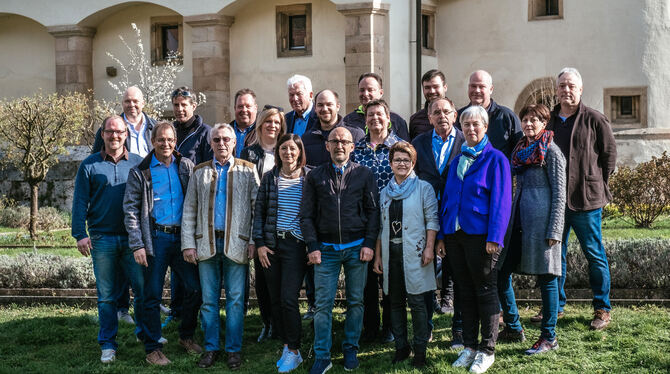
<box><xmin>71</xmin><ymin>152</ymin><xmax>143</xmax><ymax>240</ymax></box>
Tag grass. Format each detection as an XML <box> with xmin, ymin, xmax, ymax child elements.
<box><xmin>0</xmin><ymin>304</ymin><xmax>668</xmax><ymax>373</ymax></box>
<box><xmin>600</xmin><ymin>215</ymin><xmax>670</xmax><ymax>239</ymax></box>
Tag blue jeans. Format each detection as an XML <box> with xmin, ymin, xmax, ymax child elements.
<box><xmin>538</xmin><ymin>274</ymin><xmax>559</xmax><ymax>340</ymax></box>
<box><xmin>313</xmin><ymin>244</ymin><xmax>368</xmax><ymax>360</ymax></box>
<box><xmin>90</xmin><ymin>234</ymin><xmax>146</xmax><ymax>350</ymax></box>
<box><xmin>558</xmin><ymin>208</ymin><xmax>611</xmax><ymax>311</ymax></box>
<box><xmin>199</xmin><ymin>238</ymin><xmax>247</xmax><ymax>352</ymax></box>
<box><xmin>143</xmin><ymin>231</ymin><xmax>201</xmax><ymax>353</ymax></box>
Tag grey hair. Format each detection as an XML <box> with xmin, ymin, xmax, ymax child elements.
<box><xmin>557</xmin><ymin>67</ymin><xmax>583</xmax><ymax>86</ymax></box>
<box><xmin>151</xmin><ymin>121</ymin><xmax>176</xmax><ymax>141</ymax></box>
<box><xmin>286</xmin><ymin>74</ymin><xmax>313</xmax><ymax>93</ymax></box>
<box><xmin>460</xmin><ymin>105</ymin><xmax>489</xmax><ymax>126</ymax></box>
<box><xmin>208</xmin><ymin>123</ymin><xmax>236</xmax><ymax>144</ymax></box>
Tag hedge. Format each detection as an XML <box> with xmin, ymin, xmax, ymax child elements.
<box><xmin>1</xmin><ymin>239</ymin><xmax>669</xmax><ymax>290</ymax></box>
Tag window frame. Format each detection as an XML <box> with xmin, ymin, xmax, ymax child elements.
<box><xmin>528</xmin><ymin>0</ymin><xmax>563</xmax><ymax>21</ymax></box>
<box><xmin>603</xmin><ymin>86</ymin><xmax>648</xmax><ymax>130</ymax></box>
<box><xmin>276</xmin><ymin>4</ymin><xmax>312</xmax><ymax>58</ymax></box>
<box><xmin>421</xmin><ymin>6</ymin><xmax>436</xmax><ymax>57</ymax></box>
<box><xmin>150</xmin><ymin>16</ymin><xmax>184</xmax><ymax>65</ymax></box>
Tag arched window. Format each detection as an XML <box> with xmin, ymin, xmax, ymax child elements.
<box><xmin>514</xmin><ymin>77</ymin><xmax>558</xmax><ymax>114</ymax></box>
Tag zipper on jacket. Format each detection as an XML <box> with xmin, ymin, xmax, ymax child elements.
<box><xmin>177</xmin><ymin>125</ymin><xmax>200</xmax><ymax>152</ymax></box>
<box><xmin>335</xmin><ymin>170</ymin><xmax>343</xmax><ymax>244</ymax></box>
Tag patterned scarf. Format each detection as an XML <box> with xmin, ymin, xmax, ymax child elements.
<box><xmin>511</xmin><ymin>130</ymin><xmax>554</xmax><ymax>171</ymax></box>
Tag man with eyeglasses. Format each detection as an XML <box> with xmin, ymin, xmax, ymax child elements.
<box><xmin>123</xmin><ymin>121</ymin><xmax>203</xmax><ymax>365</ymax></box>
<box><xmin>181</xmin><ymin>123</ymin><xmax>260</xmax><ymax>370</ymax></box>
<box><xmin>72</xmin><ymin>115</ymin><xmax>145</xmax><ymax>364</ymax></box>
<box><xmin>171</xmin><ymin>86</ymin><xmax>213</xmax><ymax>165</ymax></box>
<box><xmin>92</xmin><ymin>86</ymin><xmax>158</xmax><ymax>325</ymax></box>
<box><xmin>301</xmin><ymin>127</ymin><xmax>380</xmax><ymax>374</ymax></box>
<box><xmin>412</xmin><ymin>96</ymin><xmax>465</xmax><ymax>348</ymax></box>
<box><xmin>302</xmin><ymin>89</ymin><xmax>364</xmax><ymax>168</ymax></box>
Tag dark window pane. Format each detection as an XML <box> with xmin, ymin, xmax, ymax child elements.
<box><xmin>620</xmin><ymin>96</ymin><xmax>633</xmax><ymax>116</ymax></box>
<box><xmin>546</xmin><ymin>0</ymin><xmax>559</xmax><ymax>15</ymax></box>
<box><xmin>289</xmin><ymin>15</ymin><xmax>306</xmax><ymax>50</ymax></box>
<box><xmin>162</xmin><ymin>25</ymin><xmax>179</xmax><ymax>59</ymax></box>
<box><xmin>422</xmin><ymin>15</ymin><xmax>431</xmax><ymax>49</ymax></box>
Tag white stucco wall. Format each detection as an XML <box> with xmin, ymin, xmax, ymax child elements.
<box><xmin>436</xmin><ymin>0</ymin><xmax>648</xmax><ymax>116</ymax></box>
<box><xmin>91</xmin><ymin>4</ymin><xmax>193</xmax><ymax>105</ymax></box>
<box><xmin>0</xmin><ymin>14</ymin><xmax>55</xmax><ymax>97</ymax></box>
<box><xmin>227</xmin><ymin>0</ymin><xmax>346</xmax><ymax>120</ymax></box>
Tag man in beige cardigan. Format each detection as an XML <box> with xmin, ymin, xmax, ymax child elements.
<box><xmin>181</xmin><ymin>123</ymin><xmax>260</xmax><ymax>370</ymax></box>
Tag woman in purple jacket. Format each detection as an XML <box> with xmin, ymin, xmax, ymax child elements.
<box><xmin>436</xmin><ymin>105</ymin><xmax>511</xmax><ymax>374</ymax></box>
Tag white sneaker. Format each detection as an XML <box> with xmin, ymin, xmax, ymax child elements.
<box><xmin>452</xmin><ymin>347</ymin><xmax>477</xmax><ymax>368</ymax></box>
<box><xmin>277</xmin><ymin>345</ymin><xmax>289</xmax><ymax>367</ymax></box>
<box><xmin>136</xmin><ymin>336</ymin><xmax>168</xmax><ymax>344</ymax></box>
<box><xmin>100</xmin><ymin>349</ymin><xmax>116</xmax><ymax>364</ymax></box>
<box><xmin>160</xmin><ymin>304</ymin><xmax>172</xmax><ymax>315</ymax></box>
<box><xmin>117</xmin><ymin>310</ymin><xmax>135</xmax><ymax>325</ymax></box>
<box><xmin>469</xmin><ymin>351</ymin><xmax>495</xmax><ymax>373</ymax></box>
<box><xmin>278</xmin><ymin>350</ymin><xmax>303</xmax><ymax>373</ymax></box>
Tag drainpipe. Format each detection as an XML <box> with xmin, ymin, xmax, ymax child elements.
<box><xmin>415</xmin><ymin>0</ymin><xmax>422</xmax><ymax>112</ymax></box>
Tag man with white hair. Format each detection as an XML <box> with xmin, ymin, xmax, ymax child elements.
<box><xmin>543</xmin><ymin>67</ymin><xmax>616</xmax><ymax>331</ymax></box>
<box><xmin>285</xmin><ymin>74</ymin><xmax>318</xmax><ymax>137</ymax></box>
<box><xmin>455</xmin><ymin>70</ymin><xmax>522</xmax><ymax>158</ymax></box>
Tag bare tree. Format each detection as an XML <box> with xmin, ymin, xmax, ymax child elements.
<box><xmin>0</xmin><ymin>91</ymin><xmax>88</xmax><ymax>239</ymax></box>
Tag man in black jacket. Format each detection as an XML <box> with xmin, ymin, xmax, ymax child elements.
<box><xmin>301</xmin><ymin>127</ymin><xmax>380</xmax><ymax>374</ymax></box>
<box><xmin>171</xmin><ymin>86</ymin><xmax>212</xmax><ymax>164</ymax></box>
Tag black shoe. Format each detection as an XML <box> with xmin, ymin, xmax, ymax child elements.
<box><xmin>498</xmin><ymin>327</ymin><xmax>526</xmax><ymax>343</ymax></box>
<box><xmin>303</xmin><ymin>305</ymin><xmax>315</xmax><ymax>320</ymax></box>
<box><xmin>450</xmin><ymin>330</ymin><xmax>464</xmax><ymax>349</ymax></box>
<box><xmin>381</xmin><ymin>327</ymin><xmax>395</xmax><ymax>343</ymax></box>
<box><xmin>391</xmin><ymin>346</ymin><xmax>411</xmax><ymax>364</ymax></box>
<box><xmin>198</xmin><ymin>351</ymin><xmax>218</xmax><ymax>368</ymax></box>
<box><xmin>412</xmin><ymin>351</ymin><xmax>426</xmax><ymax>368</ymax></box>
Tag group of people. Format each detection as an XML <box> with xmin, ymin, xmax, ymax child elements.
<box><xmin>72</xmin><ymin>66</ymin><xmax>616</xmax><ymax>374</ymax></box>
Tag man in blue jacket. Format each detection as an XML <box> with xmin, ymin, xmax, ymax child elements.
<box><xmin>72</xmin><ymin>115</ymin><xmax>145</xmax><ymax>364</ymax></box>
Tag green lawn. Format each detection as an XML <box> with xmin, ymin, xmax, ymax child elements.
<box><xmin>0</xmin><ymin>304</ymin><xmax>668</xmax><ymax>373</ymax></box>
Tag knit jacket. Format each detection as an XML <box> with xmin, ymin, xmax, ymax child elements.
<box><xmin>123</xmin><ymin>151</ymin><xmax>193</xmax><ymax>256</ymax></box>
<box><xmin>181</xmin><ymin>158</ymin><xmax>260</xmax><ymax>264</ymax></box>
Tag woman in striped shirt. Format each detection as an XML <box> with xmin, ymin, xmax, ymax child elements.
<box><xmin>252</xmin><ymin>134</ymin><xmax>309</xmax><ymax>373</ymax></box>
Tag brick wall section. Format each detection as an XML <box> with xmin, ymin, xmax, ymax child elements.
<box><xmin>184</xmin><ymin>14</ymin><xmax>234</xmax><ymax>124</ymax></box>
<box><xmin>336</xmin><ymin>2</ymin><xmax>389</xmax><ymax>113</ymax></box>
<box><xmin>47</xmin><ymin>25</ymin><xmax>96</xmax><ymax>94</ymax></box>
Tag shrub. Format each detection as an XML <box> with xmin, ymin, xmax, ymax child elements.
<box><xmin>609</xmin><ymin>152</ymin><xmax>670</xmax><ymax>228</ymax></box>
<box><xmin>0</xmin><ymin>205</ymin><xmax>69</xmax><ymax>231</ymax></box>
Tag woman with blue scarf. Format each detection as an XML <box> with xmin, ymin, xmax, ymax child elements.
<box><xmin>435</xmin><ymin>105</ymin><xmax>511</xmax><ymax>374</ymax></box>
<box><xmin>498</xmin><ymin>104</ymin><xmax>566</xmax><ymax>355</ymax></box>
<box><xmin>373</xmin><ymin>142</ymin><xmax>439</xmax><ymax>368</ymax></box>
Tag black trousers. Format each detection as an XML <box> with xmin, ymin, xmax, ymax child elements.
<box><xmin>263</xmin><ymin>233</ymin><xmax>308</xmax><ymax>349</ymax></box>
<box><xmin>388</xmin><ymin>243</ymin><xmax>429</xmax><ymax>353</ymax></box>
<box><xmin>363</xmin><ymin>261</ymin><xmax>391</xmax><ymax>335</ymax></box>
<box><xmin>244</xmin><ymin>253</ymin><xmax>273</xmax><ymax>325</ymax></box>
<box><xmin>446</xmin><ymin>230</ymin><xmax>500</xmax><ymax>354</ymax></box>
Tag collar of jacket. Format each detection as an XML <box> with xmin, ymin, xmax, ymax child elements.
<box><xmin>137</xmin><ymin>149</ymin><xmax>184</xmax><ymax>171</ymax></box>
<box><xmin>311</xmin><ymin>115</ymin><xmax>344</xmax><ymax>136</ymax></box>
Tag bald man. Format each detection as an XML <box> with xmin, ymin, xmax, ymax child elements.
<box><xmin>301</xmin><ymin>126</ymin><xmax>380</xmax><ymax>373</ymax></box>
<box><xmin>92</xmin><ymin>86</ymin><xmax>156</xmax><ymax>156</ymax></box>
<box><xmin>454</xmin><ymin>70</ymin><xmax>522</xmax><ymax>158</ymax></box>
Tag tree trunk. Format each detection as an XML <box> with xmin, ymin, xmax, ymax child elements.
<box><xmin>29</xmin><ymin>183</ymin><xmax>39</xmax><ymax>240</ymax></box>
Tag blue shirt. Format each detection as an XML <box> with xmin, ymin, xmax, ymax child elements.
<box><xmin>431</xmin><ymin>127</ymin><xmax>456</xmax><ymax>174</ymax></box>
<box><xmin>292</xmin><ymin>103</ymin><xmax>313</xmax><ymax>138</ymax></box>
<box><xmin>322</xmin><ymin>162</ymin><xmax>364</xmax><ymax>250</ymax></box>
<box><xmin>123</xmin><ymin>113</ymin><xmax>149</xmax><ymax>157</ymax></box>
<box><xmin>233</xmin><ymin>121</ymin><xmax>255</xmax><ymax>157</ymax></box>
<box><xmin>149</xmin><ymin>155</ymin><xmax>183</xmax><ymax>226</ymax></box>
<box><xmin>214</xmin><ymin>157</ymin><xmax>232</xmax><ymax>230</ymax></box>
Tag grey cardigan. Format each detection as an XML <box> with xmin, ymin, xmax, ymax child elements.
<box><xmin>123</xmin><ymin>151</ymin><xmax>194</xmax><ymax>256</ymax></box>
<box><xmin>501</xmin><ymin>142</ymin><xmax>566</xmax><ymax>276</ymax></box>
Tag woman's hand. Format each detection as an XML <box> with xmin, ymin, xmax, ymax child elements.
<box><xmin>485</xmin><ymin>241</ymin><xmax>499</xmax><ymax>254</ymax></box>
<box><xmin>257</xmin><ymin>246</ymin><xmax>274</xmax><ymax>268</ymax></box>
<box><xmin>547</xmin><ymin>239</ymin><xmax>560</xmax><ymax>247</ymax></box>
<box><xmin>421</xmin><ymin>246</ymin><xmax>434</xmax><ymax>267</ymax></box>
<box><xmin>373</xmin><ymin>256</ymin><xmax>383</xmax><ymax>274</ymax></box>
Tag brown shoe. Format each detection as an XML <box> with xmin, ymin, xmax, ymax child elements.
<box><xmin>198</xmin><ymin>351</ymin><xmax>218</xmax><ymax>368</ymax></box>
<box><xmin>227</xmin><ymin>352</ymin><xmax>242</xmax><ymax>370</ymax></box>
<box><xmin>590</xmin><ymin>309</ymin><xmax>611</xmax><ymax>330</ymax></box>
<box><xmin>146</xmin><ymin>349</ymin><xmax>171</xmax><ymax>366</ymax></box>
<box><xmin>530</xmin><ymin>310</ymin><xmax>565</xmax><ymax>323</ymax></box>
<box><xmin>179</xmin><ymin>338</ymin><xmax>203</xmax><ymax>355</ymax></box>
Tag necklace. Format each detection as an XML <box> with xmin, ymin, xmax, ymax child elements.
<box><xmin>280</xmin><ymin>167</ymin><xmax>301</xmax><ymax>179</ymax></box>
<box><xmin>390</xmin><ymin>200</ymin><xmax>402</xmax><ymax>236</ymax></box>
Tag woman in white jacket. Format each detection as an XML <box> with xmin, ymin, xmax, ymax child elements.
<box><xmin>373</xmin><ymin>141</ymin><xmax>439</xmax><ymax>368</ymax></box>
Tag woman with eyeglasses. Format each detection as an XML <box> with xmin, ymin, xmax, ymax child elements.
<box><xmin>373</xmin><ymin>141</ymin><xmax>438</xmax><ymax>368</ymax></box>
<box><xmin>435</xmin><ymin>105</ymin><xmax>512</xmax><ymax>374</ymax></box>
<box><xmin>350</xmin><ymin>98</ymin><xmax>402</xmax><ymax>344</ymax></box>
<box><xmin>240</xmin><ymin>107</ymin><xmax>287</xmax><ymax>343</ymax></box>
<box><xmin>252</xmin><ymin>134</ymin><xmax>309</xmax><ymax>373</ymax></box>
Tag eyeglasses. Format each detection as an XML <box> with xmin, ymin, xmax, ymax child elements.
<box><xmin>392</xmin><ymin>159</ymin><xmax>412</xmax><ymax>165</ymax></box>
<box><xmin>327</xmin><ymin>139</ymin><xmax>353</xmax><ymax>147</ymax></box>
<box><xmin>103</xmin><ymin>129</ymin><xmax>126</xmax><ymax>136</ymax></box>
<box><xmin>171</xmin><ymin>89</ymin><xmax>193</xmax><ymax>99</ymax></box>
<box><xmin>212</xmin><ymin>136</ymin><xmax>233</xmax><ymax>143</ymax></box>
<box><xmin>155</xmin><ymin>137</ymin><xmax>176</xmax><ymax>144</ymax></box>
